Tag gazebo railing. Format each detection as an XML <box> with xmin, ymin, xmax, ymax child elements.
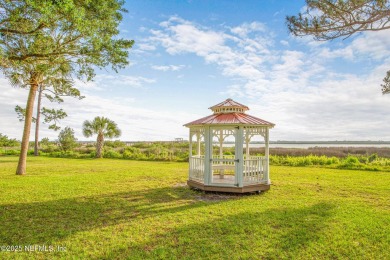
<box><xmin>243</xmin><ymin>157</ymin><xmax>266</xmax><ymax>184</ymax></box>
<box><xmin>212</xmin><ymin>155</ymin><xmax>235</xmax><ymax>160</ymax></box>
<box><xmin>189</xmin><ymin>155</ymin><xmax>204</xmax><ymax>182</ymax></box>
<box><xmin>189</xmin><ymin>155</ymin><xmax>267</xmax><ymax>185</ymax></box>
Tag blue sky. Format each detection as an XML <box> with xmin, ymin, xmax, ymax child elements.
<box><xmin>1</xmin><ymin>0</ymin><xmax>390</xmax><ymax>141</ymax></box>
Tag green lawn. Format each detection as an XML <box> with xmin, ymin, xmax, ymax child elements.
<box><xmin>0</xmin><ymin>156</ymin><xmax>389</xmax><ymax>259</ymax></box>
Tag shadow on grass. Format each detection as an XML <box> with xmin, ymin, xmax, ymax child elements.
<box><xmin>0</xmin><ymin>186</ymin><xmax>208</xmax><ymax>245</ymax></box>
<box><xmin>0</xmin><ymin>187</ymin><xmax>335</xmax><ymax>259</ymax></box>
<box><xmin>94</xmin><ymin>202</ymin><xmax>334</xmax><ymax>259</ymax></box>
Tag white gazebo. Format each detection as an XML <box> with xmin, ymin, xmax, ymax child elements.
<box><xmin>184</xmin><ymin>99</ymin><xmax>275</xmax><ymax>193</ymax></box>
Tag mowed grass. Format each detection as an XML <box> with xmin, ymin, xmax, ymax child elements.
<box><xmin>0</xmin><ymin>157</ymin><xmax>389</xmax><ymax>259</ymax></box>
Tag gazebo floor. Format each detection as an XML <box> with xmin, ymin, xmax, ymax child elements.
<box><xmin>187</xmin><ymin>179</ymin><xmax>270</xmax><ymax>193</ymax></box>
<box><xmin>211</xmin><ymin>174</ymin><xmax>236</xmax><ymax>184</ymax></box>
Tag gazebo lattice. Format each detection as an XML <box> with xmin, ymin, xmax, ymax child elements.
<box><xmin>184</xmin><ymin>99</ymin><xmax>275</xmax><ymax>193</ymax></box>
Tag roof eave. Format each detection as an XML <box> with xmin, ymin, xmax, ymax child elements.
<box><xmin>184</xmin><ymin>123</ymin><xmax>275</xmax><ymax>128</ymax></box>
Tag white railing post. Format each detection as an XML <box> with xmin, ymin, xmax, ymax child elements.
<box><xmin>189</xmin><ymin>132</ymin><xmax>193</xmax><ymax>180</ymax></box>
<box><xmin>204</xmin><ymin>126</ymin><xmax>211</xmax><ymax>185</ymax></box>
<box><xmin>264</xmin><ymin>128</ymin><xmax>270</xmax><ymax>184</ymax></box>
<box><xmin>236</xmin><ymin>126</ymin><xmax>244</xmax><ymax>187</ymax></box>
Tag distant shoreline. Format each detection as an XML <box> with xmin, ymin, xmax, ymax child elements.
<box><xmin>270</xmin><ymin>141</ymin><xmax>390</xmax><ymax>145</ymax></box>
<box><xmin>76</xmin><ymin>140</ymin><xmax>390</xmax><ymax>144</ymax></box>
<box><xmin>75</xmin><ymin>140</ymin><xmax>390</xmax><ymax>149</ymax></box>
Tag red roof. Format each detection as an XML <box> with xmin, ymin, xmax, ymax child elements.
<box><xmin>209</xmin><ymin>98</ymin><xmax>249</xmax><ymax>110</ymax></box>
<box><xmin>185</xmin><ymin>98</ymin><xmax>275</xmax><ymax>127</ymax></box>
<box><xmin>184</xmin><ymin>113</ymin><xmax>274</xmax><ymax>127</ymax></box>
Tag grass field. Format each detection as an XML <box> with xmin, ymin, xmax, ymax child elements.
<box><xmin>0</xmin><ymin>156</ymin><xmax>389</xmax><ymax>259</ymax></box>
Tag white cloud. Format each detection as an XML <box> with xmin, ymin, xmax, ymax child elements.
<box><xmin>222</xmin><ymin>84</ymin><xmax>245</xmax><ymax>98</ymax></box>
<box><xmin>151</xmin><ymin>64</ymin><xmax>185</xmax><ymax>71</ymax></box>
<box><xmin>317</xmin><ymin>47</ymin><xmax>354</xmax><ymax>60</ymax></box>
<box><xmin>85</xmin><ymin>75</ymin><xmax>155</xmax><ymax>92</ymax></box>
<box><xmin>230</xmin><ymin>22</ymin><xmax>266</xmax><ymax>37</ymax></box>
<box><xmin>280</xmin><ymin>40</ymin><xmax>289</xmax><ymax>46</ymax></box>
<box><xmin>137</xmin><ymin>43</ymin><xmax>156</xmax><ymax>51</ymax></box>
<box><xmin>147</xmin><ymin>16</ymin><xmax>390</xmax><ymax>140</ymax></box>
<box><xmin>150</xmin><ymin>16</ymin><xmax>228</xmax><ymax>57</ymax></box>
<box><xmin>0</xmin><ymin>77</ymin><xmax>191</xmax><ymax>141</ymax></box>
<box><xmin>249</xmin><ymin>62</ymin><xmax>390</xmax><ymax>140</ymax></box>
<box><xmin>303</xmin><ymin>30</ymin><xmax>390</xmax><ymax>62</ymax></box>
<box><xmin>350</xmin><ymin>30</ymin><xmax>390</xmax><ymax>60</ymax></box>
<box><xmin>2</xmin><ymin>15</ymin><xmax>390</xmax><ymax>142</ymax></box>
<box><xmin>149</xmin><ymin>16</ymin><xmax>275</xmax><ymax>89</ymax></box>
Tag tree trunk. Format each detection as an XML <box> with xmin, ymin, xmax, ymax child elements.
<box><xmin>16</xmin><ymin>82</ymin><xmax>39</xmax><ymax>175</ymax></box>
<box><xmin>96</xmin><ymin>133</ymin><xmax>104</xmax><ymax>158</ymax></box>
<box><xmin>34</xmin><ymin>86</ymin><xmax>43</xmax><ymax>156</ymax></box>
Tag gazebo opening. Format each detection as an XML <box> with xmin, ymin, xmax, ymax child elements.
<box><xmin>184</xmin><ymin>98</ymin><xmax>275</xmax><ymax>193</ymax></box>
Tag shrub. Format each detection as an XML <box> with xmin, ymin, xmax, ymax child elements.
<box><xmin>368</xmin><ymin>153</ymin><xmax>378</xmax><ymax>163</ymax></box>
<box><xmin>337</xmin><ymin>155</ymin><xmax>364</xmax><ymax>169</ymax></box>
<box><xmin>122</xmin><ymin>150</ymin><xmax>132</xmax><ymax>159</ymax></box>
<box><xmin>58</xmin><ymin>127</ymin><xmax>78</xmax><ymax>152</ymax></box>
<box><xmin>344</xmin><ymin>156</ymin><xmax>360</xmax><ymax>165</ymax></box>
<box><xmin>270</xmin><ymin>155</ymin><xmax>342</xmax><ymax>168</ymax></box>
<box><xmin>90</xmin><ymin>151</ymin><xmax>97</xmax><ymax>158</ymax></box>
<box><xmin>132</xmin><ymin>142</ymin><xmax>152</xmax><ymax>149</ymax></box>
<box><xmin>360</xmin><ymin>157</ymin><xmax>368</xmax><ymax>164</ymax></box>
<box><xmin>5</xmin><ymin>149</ymin><xmax>20</xmax><ymax>155</ymax></box>
<box><xmin>105</xmin><ymin>140</ymin><xmax>126</xmax><ymax>148</ymax></box>
<box><xmin>103</xmin><ymin>150</ymin><xmax>121</xmax><ymax>159</ymax></box>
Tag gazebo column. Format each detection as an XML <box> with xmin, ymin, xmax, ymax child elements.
<box><xmin>189</xmin><ymin>132</ymin><xmax>193</xmax><ymax>179</ymax></box>
<box><xmin>264</xmin><ymin>128</ymin><xmax>271</xmax><ymax>184</ymax></box>
<box><xmin>236</xmin><ymin>126</ymin><xmax>244</xmax><ymax>187</ymax></box>
<box><xmin>204</xmin><ymin>126</ymin><xmax>212</xmax><ymax>185</ymax></box>
<box><xmin>219</xmin><ymin>130</ymin><xmax>224</xmax><ymax>179</ymax></box>
<box><xmin>219</xmin><ymin>130</ymin><xmax>223</xmax><ymax>158</ymax></box>
<box><xmin>245</xmin><ymin>134</ymin><xmax>251</xmax><ymax>159</ymax></box>
<box><xmin>196</xmin><ymin>132</ymin><xmax>201</xmax><ymax>156</ymax></box>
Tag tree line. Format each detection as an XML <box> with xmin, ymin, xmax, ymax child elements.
<box><xmin>1</xmin><ymin>116</ymin><xmax>122</xmax><ymax>159</ymax></box>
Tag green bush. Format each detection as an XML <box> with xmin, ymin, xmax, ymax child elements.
<box><xmin>344</xmin><ymin>156</ymin><xmax>360</xmax><ymax>165</ymax></box>
<box><xmin>5</xmin><ymin>142</ymin><xmax>390</xmax><ymax>170</ymax></box>
<box><xmin>337</xmin><ymin>155</ymin><xmax>364</xmax><ymax>169</ymax></box>
<box><xmin>41</xmin><ymin>144</ymin><xmax>60</xmax><ymax>153</ymax></box>
<box><xmin>271</xmin><ymin>155</ymin><xmax>342</xmax><ymax>168</ymax></box>
<box><xmin>103</xmin><ymin>150</ymin><xmax>121</xmax><ymax>159</ymax></box>
<box><xmin>105</xmin><ymin>140</ymin><xmax>126</xmax><ymax>148</ymax></box>
<box><xmin>90</xmin><ymin>151</ymin><xmax>97</xmax><ymax>158</ymax></box>
<box><xmin>132</xmin><ymin>142</ymin><xmax>152</xmax><ymax>149</ymax></box>
<box><xmin>4</xmin><ymin>149</ymin><xmax>20</xmax><ymax>155</ymax></box>
<box><xmin>368</xmin><ymin>153</ymin><xmax>378</xmax><ymax>163</ymax></box>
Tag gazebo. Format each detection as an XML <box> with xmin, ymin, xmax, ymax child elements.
<box><xmin>184</xmin><ymin>99</ymin><xmax>275</xmax><ymax>193</ymax></box>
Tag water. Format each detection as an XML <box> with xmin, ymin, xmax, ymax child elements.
<box><xmin>221</xmin><ymin>143</ymin><xmax>390</xmax><ymax>148</ymax></box>
<box><xmin>269</xmin><ymin>143</ymin><xmax>390</xmax><ymax>148</ymax></box>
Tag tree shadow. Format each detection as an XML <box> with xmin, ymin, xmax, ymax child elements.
<box><xmin>93</xmin><ymin>202</ymin><xmax>335</xmax><ymax>259</ymax></box>
<box><xmin>0</xmin><ymin>186</ymin><xmax>212</xmax><ymax>245</ymax></box>
<box><xmin>0</xmin><ymin>185</ymin><xmax>335</xmax><ymax>259</ymax></box>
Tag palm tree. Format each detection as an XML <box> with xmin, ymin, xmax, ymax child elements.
<box><xmin>82</xmin><ymin>117</ymin><xmax>121</xmax><ymax>158</ymax></box>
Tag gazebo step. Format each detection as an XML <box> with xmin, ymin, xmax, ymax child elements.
<box><xmin>187</xmin><ymin>180</ymin><xmax>270</xmax><ymax>193</ymax></box>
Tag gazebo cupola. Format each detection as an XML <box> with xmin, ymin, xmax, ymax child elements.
<box><xmin>184</xmin><ymin>98</ymin><xmax>275</xmax><ymax>193</ymax></box>
<box><xmin>210</xmin><ymin>98</ymin><xmax>249</xmax><ymax>114</ymax></box>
